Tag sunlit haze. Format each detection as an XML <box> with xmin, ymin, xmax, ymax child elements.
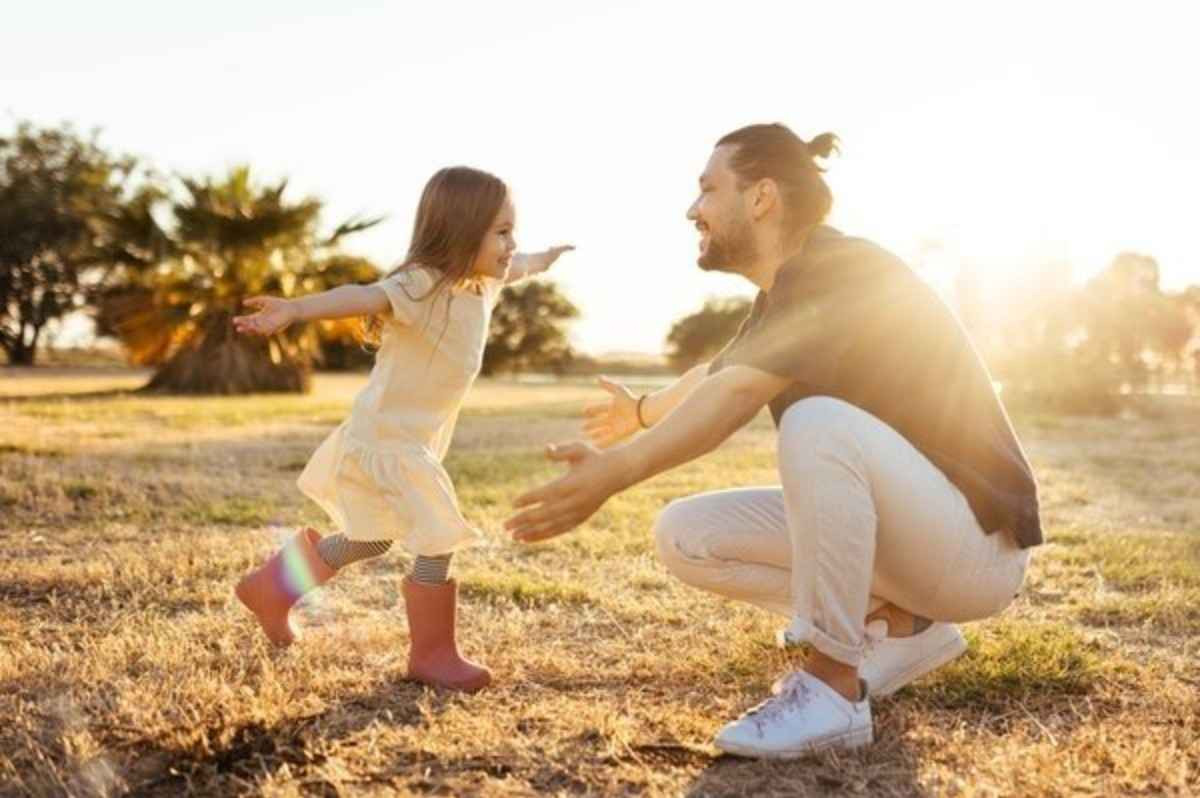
<box><xmin>5</xmin><ymin>1</ymin><xmax>1197</xmax><ymax>354</ymax></box>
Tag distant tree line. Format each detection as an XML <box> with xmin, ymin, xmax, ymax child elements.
<box><xmin>1</xmin><ymin>121</ymin><xmax>579</xmax><ymax>392</ymax></box>
<box><xmin>665</xmin><ymin>254</ymin><xmax>1200</xmax><ymax>415</ymax></box>
<box><xmin>11</xmin><ymin>120</ymin><xmax>1195</xmax><ymax>410</ymax></box>
<box><xmin>957</xmin><ymin>253</ymin><xmax>1200</xmax><ymax>413</ymax></box>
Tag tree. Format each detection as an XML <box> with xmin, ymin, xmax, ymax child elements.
<box><xmin>1172</xmin><ymin>286</ymin><xmax>1200</xmax><ymax>391</ymax></box>
<box><xmin>1072</xmin><ymin>253</ymin><xmax>1193</xmax><ymax>392</ymax></box>
<box><xmin>96</xmin><ymin>167</ymin><xmax>380</xmax><ymax>393</ymax></box>
<box><xmin>482</xmin><ymin>281</ymin><xmax>578</xmax><ymax>375</ymax></box>
<box><xmin>665</xmin><ymin>296</ymin><xmax>753</xmax><ymax>372</ymax></box>
<box><xmin>0</xmin><ymin>122</ymin><xmax>137</xmax><ymax>365</ymax></box>
<box><xmin>980</xmin><ymin>253</ymin><xmax>1200</xmax><ymax>412</ymax></box>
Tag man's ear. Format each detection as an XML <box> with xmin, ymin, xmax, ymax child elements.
<box><xmin>749</xmin><ymin>178</ymin><xmax>779</xmax><ymax>221</ymax></box>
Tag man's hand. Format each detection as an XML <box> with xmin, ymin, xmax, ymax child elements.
<box><xmin>582</xmin><ymin>376</ymin><xmax>641</xmax><ymax>448</ymax></box>
<box><xmin>505</xmin><ymin>441</ymin><xmax>628</xmax><ymax>543</ymax></box>
<box><xmin>510</xmin><ymin>365</ymin><xmax>786</xmax><ymax>544</ymax></box>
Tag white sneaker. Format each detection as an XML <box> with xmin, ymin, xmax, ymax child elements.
<box><xmin>860</xmin><ymin>620</ymin><xmax>967</xmax><ymax>697</ymax></box>
<box><xmin>713</xmin><ymin>671</ymin><xmax>872</xmax><ymax>759</ymax></box>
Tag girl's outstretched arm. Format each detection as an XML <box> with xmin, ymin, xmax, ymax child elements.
<box><xmin>233</xmin><ymin>285</ymin><xmax>390</xmax><ymax>337</ymax></box>
<box><xmin>505</xmin><ymin>245</ymin><xmax>575</xmax><ymax>284</ymax></box>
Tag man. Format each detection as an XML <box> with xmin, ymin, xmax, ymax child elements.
<box><xmin>506</xmin><ymin>123</ymin><xmax>1040</xmax><ymax>758</ymax></box>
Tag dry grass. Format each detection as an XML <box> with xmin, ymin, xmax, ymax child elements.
<box><xmin>1</xmin><ymin>372</ymin><xmax>1197</xmax><ymax>796</ymax></box>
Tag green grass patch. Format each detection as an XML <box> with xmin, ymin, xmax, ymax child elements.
<box><xmin>460</xmin><ymin>402</ymin><xmax>589</xmax><ymax>420</ymax></box>
<box><xmin>917</xmin><ymin>621</ymin><xmax>1114</xmax><ymax>708</ymax></box>
<box><xmin>183</xmin><ymin>496</ymin><xmax>276</xmax><ymax>527</ymax></box>
<box><xmin>446</xmin><ymin>451</ymin><xmax>549</xmax><ymax>489</ymax></box>
<box><xmin>1055</xmin><ymin>533</ymin><xmax>1200</xmax><ymax>591</ymax></box>
<box><xmin>6</xmin><ymin>395</ymin><xmax>350</xmax><ymax>431</ymax></box>
<box><xmin>160</xmin><ymin>399</ymin><xmax>349</xmax><ymax>430</ymax></box>
<box><xmin>1077</xmin><ymin>587</ymin><xmax>1200</xmax><ymax>635</ymax></box>
<box><xmin>62</xmin><ymin>481</ymin><xmax>99</xmax><ymax>502</ymax></box>
<box><xmin>461</xmin><ymin>571</ymin><xmax>595</xmax><ymax>608</ymax></box>
<box><xmin>1046</xmin><ymin>527</ymin><xmax>1091</xmax><ymax>547</ymax></box>
<box><xmin>0</xmin><ymin>443</ymin><xmax>64</xmax><ymax>458</ymax></box>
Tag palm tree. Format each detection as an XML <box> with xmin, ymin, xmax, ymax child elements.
<box><xmin>96</xmin><ymin>167</ymin><xmax>380</xmax><ymax>394</ymax></box>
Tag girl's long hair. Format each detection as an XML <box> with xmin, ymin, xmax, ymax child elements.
<box><xmin>364</xmin><ymin>166</ymin><xmax>508</xmax><ymax>344</ymax></box>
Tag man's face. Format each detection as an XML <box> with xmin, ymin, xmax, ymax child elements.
<box><xmin>686</xmin><ymin>145</ymin><xmax>757</xmax><ymax>273</ymax></box>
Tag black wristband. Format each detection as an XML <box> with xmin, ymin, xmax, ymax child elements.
<box><xmin>635</xmin><ymin>394</ymin><xmax>650</xmax><ymax>429</ymax></box>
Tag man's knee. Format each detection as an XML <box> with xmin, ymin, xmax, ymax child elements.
<box><xmin>657</xmin><ymin>499</ymin><xmax>696</xmax><ymax>566</ymax></box>
<box><xmin>653</xmin><ymin>497</ymin><xmax>707</xmax><ymax>573</ymax></box>
<box><xmin>778</xmin><ymin>397</ymin><xmax>868</xmax><ymax>466</ymax></box>
<box><xmin>780</xmin><ymin>396</ymin><xmax>859</xmax><ymax>438</ymax></box>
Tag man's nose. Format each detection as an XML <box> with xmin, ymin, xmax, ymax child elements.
<box><xmin>686</xmin><ymin>200</ymin><xmax>699</xmax><ymax>220</ymax></box>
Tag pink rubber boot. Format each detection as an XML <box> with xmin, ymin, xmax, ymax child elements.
<box><xmin>235</xmin><ymin>527</ymin><xmax>336</xmax><ymax>646</ymax></box>
<box><xmin>402</xmin><ymin>577</ymin><xmax>492</xmax><ymax>692</ymax></box>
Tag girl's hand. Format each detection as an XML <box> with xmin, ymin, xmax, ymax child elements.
<box><xmin>582</xmin><ymin>376</ymin><xmax>641</xmax><ymax>448</ymax></box>
<box><xmin>233</xmin><ymin>296</ymin><xmax>299</xmax><ymax>336</ymax></box>
<box><xmin>532</xmin><ymin>244</ymin><xmax>575</xmax><ymax>273</ymax></box>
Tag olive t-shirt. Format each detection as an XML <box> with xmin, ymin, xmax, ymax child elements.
<box><xmin>710</xmin><ymin>226</ymin><xmax>1042</xmax><ymax>548</ymax></box>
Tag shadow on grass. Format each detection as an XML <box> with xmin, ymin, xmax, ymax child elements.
<box><xmin>1</xmin><ymin>641</ymin><xmax>534</xmax><ymax>796</ymax></box>
<box><xmin>113</xmin><ymin>681</ymin><xmax>452</xmax><ymax>796</ymax></box>
<box><xmin>114</xmin><ymin>685</ymin><xmax>627</xmax><ymax>796</ymax></box>
<box><xmin>0</xmin><ymin>388</ymin><xmax>142</xmax><ymax>404</ymax></box>
<box><xmin>2</xmin><ymin>616</ymin><xmax>1135</xmax><ymax>797</ymax></box>
<box><xmin>678</xmin><ymin>618</ymin><xmax>1125</xmax><ymax>797</ymax></box>
<box><xmin>0</xmin><ymin>578</ymin><xmax>212</xmax><ymax>627</ymax></box>
<box><xmin>684</xmin><ymin>739</ymin><xmax>925</xmax><ymax>798</ymax></box>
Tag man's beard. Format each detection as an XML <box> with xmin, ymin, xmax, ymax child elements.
<box><xmin>697</xmin><ymin>218</ymin><xmax>757</xmax><ymax>274</ymax></box>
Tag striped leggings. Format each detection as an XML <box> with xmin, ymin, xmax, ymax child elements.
<box><xmin>316</xmin><ymin>535</ymin><xmax>451</xmax><ymax>583</ymax></box>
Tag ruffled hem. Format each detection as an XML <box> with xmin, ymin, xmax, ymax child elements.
<box><xmin>297</xmin><ymin>423</ymin><xmax>484</xmax><ymax>556</ymax></box>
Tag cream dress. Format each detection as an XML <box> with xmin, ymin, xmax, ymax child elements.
<box><xmin>297</xmin><ymin>267</ymin><xmax>503</xmax><ymax>556</ymax></box>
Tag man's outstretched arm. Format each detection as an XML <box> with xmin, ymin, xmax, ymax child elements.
<box><xmin>506</xmin><ymin>364</ymin><xmax>789</xmax><ymax>542</ymax></box>
<box><xmin>619</xmin><ymin>364</ymin><xmax>785</xmax><ymax>483</ymax></box>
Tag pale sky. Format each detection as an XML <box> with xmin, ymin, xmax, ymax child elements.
<box><xmin>4</xmin><ymin>1</ymin><xmax>1198</xmax><ymax>354</ymax></box>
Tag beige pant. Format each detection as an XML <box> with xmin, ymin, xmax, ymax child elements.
<box><xmin>654</xmin><ymin>397</ymin><xmax>1030</xmax><ymax>666</ymax></box>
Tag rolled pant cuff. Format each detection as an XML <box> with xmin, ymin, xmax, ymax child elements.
<box><xmin>778</xmin><ymin>616</ymin><xmax>864</xmax><ymax>667</ymax></box>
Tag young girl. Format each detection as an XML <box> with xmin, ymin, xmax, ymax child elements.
<box><xmin>232</xmin><ymin>166</ymin><xmax>573</xmax><ymax>692</ymax></box>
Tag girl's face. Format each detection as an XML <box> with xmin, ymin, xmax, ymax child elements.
<box><xmin>470</xmin><ymin>195</ymin><xmax>517</xmax><ymax>280</ymax></box>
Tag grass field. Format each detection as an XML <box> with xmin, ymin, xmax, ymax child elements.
<box><xmin>1</xmin><ymin>370</ymin><xmax>1197</xmax><ymax>796</ymax></box>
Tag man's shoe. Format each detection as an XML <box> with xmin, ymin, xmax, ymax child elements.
<box><xmin>714</xmin><ymin>671</ymin><xmax>872</xmax><ymax>759</ymax></box>
<box><xmin>860</xmin><ymin>620</ymin><xmax>967</xmax><ymax>697</ymax></box>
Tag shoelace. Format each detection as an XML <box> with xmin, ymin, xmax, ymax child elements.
<box><xmin>745</xmin><ymin>673</ymin><xmax>813</xmax><ymax>733</ymax></box>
